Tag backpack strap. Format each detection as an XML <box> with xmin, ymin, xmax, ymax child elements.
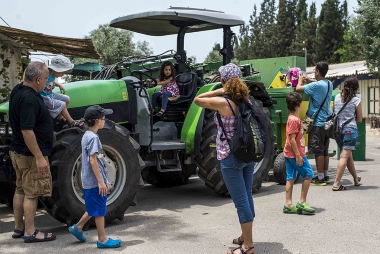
<box><xmin>216</xmin><ymin>113</ymin><xmax>229</xmax><ymax>142</ymax></box>
<box><xmin>224</xmin><ymin>97</ymin><xmax>236</xmax><ymax>116</ymax></box>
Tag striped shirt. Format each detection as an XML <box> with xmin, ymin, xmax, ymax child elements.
<box><xmin>214</xmin><ymin>98</ymin><xmax>237</xmax><ymax>160</ymax></box>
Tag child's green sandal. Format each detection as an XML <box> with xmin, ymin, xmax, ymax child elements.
<box><xmin>283</xmin><ymin>205</ymin><xmax>302</xmax><ymax>214</ymax></box>
<box><xmin>296</xmin><ymin>202</ymin><xmax>315</xmax><ymax>213</ymax></box>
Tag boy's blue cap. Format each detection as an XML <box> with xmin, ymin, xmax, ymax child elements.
<box><xmin>84</xmin><ymin>105</ymin><xmax>113</xmax><ymax>120</ymax></box>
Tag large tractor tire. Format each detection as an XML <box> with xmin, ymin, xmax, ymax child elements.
<box><xmin>141</xmin><ymin>164</ymin><xmax>196</xmax><ymax>187</ymax></box>
<box><xmin>273</xmin><ymin>152</ymin><xmax>287</xmax><ymax>185</ymax></box>
<box><xmin>39</xmin><ymin>121</ymin><xmax>144</xmax><ymax>226</ymax></box>
<box><xmin>194</xmin><ymin>99</ymin><xmax>276</xmax><ymax>195</ymax></box>
<box><xmin>273</xmin><ymin>152</ymin><xmax>300</xmax><ymax>185</ymax></box>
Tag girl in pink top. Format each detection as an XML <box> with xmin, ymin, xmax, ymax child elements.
<box><xmin>283</xmin><ymin>92</ymin><xmax>315</xmax><ymax>214</ymax></box>
<box><xmin>151</xmin><ymin>61</ymin><xmax>180</xmax><ymax>116</ymax></box>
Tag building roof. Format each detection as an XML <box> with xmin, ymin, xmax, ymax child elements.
<box><xmin>306</xmin><ymin>60</ymin><xmax>370</xmax><ymax>79</ymax></box>
<box><xmin>0</xmin><ymin>25</ymin><xmax>100</xmax><ymax>59</ymax></box>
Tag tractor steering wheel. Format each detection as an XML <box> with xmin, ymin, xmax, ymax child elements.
<box><xmin>130</xmin><ymin>70</ymin><xmax>158</xmax><ymax>87</ymax></box>
<box><xmin>130</xmin><ymin>70</ymin><xmax>158</xmax><ymax>98</ymax></box>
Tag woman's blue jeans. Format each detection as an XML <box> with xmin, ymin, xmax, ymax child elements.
<box><xmin>220</xmin><ymin>154</ymin><xmax>255</xmax><ymax>224</ymax></box>
<box><xmin>151</xmin><ymin>91</ymin><xmax>172</xmax><ymax>110</ymax></box>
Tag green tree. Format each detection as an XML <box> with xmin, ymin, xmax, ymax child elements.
<box><xmin>204</xmin><ymin>43</ymin><xmax>223</xmax><ymax>63</ymax></box>
<box><xmin>275</xmin><ymin>0</ymin><xmax>297</xmax><ymax>57</ymax></box>
<box><xmin>88</xmin><ymin>24</ymin><xmax>152</xmax><ymax>65</ymax></box>
<box><xmin>235</xmin><ymin>23</ymin><xmax>250</xmax><ymax>61</ymax></box>
<box><xmin>334</xmin><ymin>16</ymin><xmax>364</xmax><ymax>62</ymax></box>
<box><xmin>315</xmin><ymin>0</ymin><xmax>346</xmax><ymax>63</ymax></box>
<box><xmin>355</xmin><ymin>0</ymin><xmax>380</xmax><ymax>71</ymax></box>
<box><xmin>295</xmin><ymin>0</ymin><xmax>308</xmax><ymax>26</ymax></box>
<box><xmin>249</xmin><ymin>0</ymin><xmax>278</xmax><ymax>59</ymax></box>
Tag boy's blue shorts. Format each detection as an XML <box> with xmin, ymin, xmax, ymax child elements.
<box><xmin>285</xmin><ymin>157</ymin><xmax>314</xmax><ymax>181</ymax></box>
<box><xmin>84</xmin><ymin>187</ymin><xmax>107</xmax><ymax>217</ymax></box>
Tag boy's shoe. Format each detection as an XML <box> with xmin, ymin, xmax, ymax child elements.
<box><xmin>310</xmin><ymin>177</ymin><xmax>327</xmax><ymax>186</ymax></box>
<box><xmin>97</xmin><ymin>238</ymin><xmax>122</xmax><ymax>248</ymax></box>
<box><xmin>283</xmin><ymin>205</ymin><xmax>302</xmax><ymax>214</ymax></box>
<box><xmin>296</xmin><ymin>202</ymin><xmax>315</xmax><ymax>213</ymax></box>
<box><xmin>324</xmin><ymin>176</ymin><xmax>331</xmax><ymax>184</ymax></box>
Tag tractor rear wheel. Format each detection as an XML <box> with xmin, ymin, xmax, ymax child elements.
<box><xmin>273</xmin><ymin>152</ymin><xmax>300</xmax><ymax>185</ymax></box>
<box><xmin>194</xmin><ymin>99</ymin><xmax>276</xmax><ymax>195</ymax></box>
<box><xmin>39</xmin><ymin>121</ymin><xmax>143</xmax><ymax>226</ymax></box>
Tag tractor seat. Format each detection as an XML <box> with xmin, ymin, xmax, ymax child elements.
<box><xmin>166</xmin><ymin>72</ymin><xmax>198</xmax><ymax>104</ymax></box>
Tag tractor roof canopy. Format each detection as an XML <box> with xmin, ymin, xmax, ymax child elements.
<box><xmin>110</xmin><ymin>7</ymin><xmax>244</xmax><ymax>36</ymax></box>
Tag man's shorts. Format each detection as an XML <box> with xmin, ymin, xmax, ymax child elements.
<box><xmin>9</xmin><ymin>151</ymin><xmax>52</xmax><ymax>199</ymax></box>
<box><xmin>42</xmin><ymin>93</ymin><xmax>69</xmax><ymax>119</ymax></box>
<box><xmin>308</xmin><ymin>126</ymin><xmax>330</xmax><ymax>156</ymax></box>
<box><xmin>285</xmin><ymin>157</ymin><xmax>314</xmax><ymax>181</ymax></box>
<box><xmin>84</xmin><ymin>187</ymin><xmax>107</xmax><ymax>217</ymax></box>
<box><xmin>335</xmin><ymin>127</ymin><xmax>358</xmax><ymax>151</ymax></box>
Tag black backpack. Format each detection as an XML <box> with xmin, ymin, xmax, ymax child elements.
<box><xmin>216</xmin><ymin>95</ymin><xmax>266</xmax><ymax>163</ymax></box>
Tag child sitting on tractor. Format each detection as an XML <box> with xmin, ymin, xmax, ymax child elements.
<box><xmin>151</xmin><ymin>61</ymin><xmax>180</xmax><ymax>116</ymax></box>
<box><xmin>40</xmin><ymin>55</ymin><xmax>83</xmax><ymax>128</ymax></box>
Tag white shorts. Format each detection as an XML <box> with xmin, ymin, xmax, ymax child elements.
<box><xmin>42</xmin><ymin>93</ymin><xmax>70</xmax><ymax>119</ymax></box>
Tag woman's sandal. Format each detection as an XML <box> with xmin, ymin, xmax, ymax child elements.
<box><xmin>228</xmin><ymin>246</ymin><xmax>254</xmax><ymax>254</ymax></box>
<box><xmin>232</xmin><ymin>236</ymin><xmax>244</xmax><ymax>245</ymax></box>
<box><xmin>332</xmin><ymin>185</ymin><xmax>347</xmax><ymax>191</ymax></box>
<box><xmin>355</xmin><ymin>176</ymin><xmax>362</xmax><ymax>186</ymax></box>
<box><xmin>156</xmin><ymin>110</ymin><xmax>165</xmax><ymax>116</ymax></box>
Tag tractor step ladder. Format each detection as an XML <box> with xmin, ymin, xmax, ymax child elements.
<box><xmin>150</xmin><ymin>140</ymin><xmax>185</xmax><ymax>172</ymax></box>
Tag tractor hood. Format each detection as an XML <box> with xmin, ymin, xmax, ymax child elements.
<box><xmin>110</xmin><ymin>7</ymin><xmax>244</xmax><ymax>36</ymax></box>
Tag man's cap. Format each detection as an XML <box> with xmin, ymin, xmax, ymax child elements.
<box><xmin>48</xmin><ymin>55</ymin><xmax>74</xmax><ymax>73</ymax></box>
<box><xmin>84</xmin><ymin>105</ymin><xmax>113</xmax><ymax>121</ymax></box>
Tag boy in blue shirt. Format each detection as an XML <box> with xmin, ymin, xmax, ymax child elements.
<box><xmin>68</xmin><ymin>105</ymin><xmax>121</xmax><ymax>248</ymax></box>
<box><xmin>296</xmin><ymin>62</ymin><xmax>332</xmax><ymax>186</ymax></box>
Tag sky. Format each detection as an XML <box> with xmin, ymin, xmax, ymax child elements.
<box><xmin>0</xmin><ymin>0</ymin><xmax>358</xmax><ymax>63</ymax></box>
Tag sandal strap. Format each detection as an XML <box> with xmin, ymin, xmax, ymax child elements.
<box><xmin>13</xmin><ymin>229</ymin><xmax>24</xmax><ymax>234</ymax></box>
<box><xmin>242</xmin><ymin>246</ymin><xmax>254</xmax><ymax>254</ymax></box>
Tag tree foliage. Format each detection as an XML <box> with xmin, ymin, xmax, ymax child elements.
<box><xmin>230</xmin><ymin>0</ymin><xmax>357</xmax><ymax>66</ymax></box>
<box><xmin>355</xmin><ymin>0</ymin><xmax>380</xmax><ymax>71</ymax></box>
<box><xmin>204</xmin><ymin>43</ymin><xmax>223</xmax><ymax>63</ymax></box>
<box><xmin>88</xmin><ymin>24</ymin><xmax>152</xmax><ymax>65</ymax></box>
<box><xmin>315</xmin><ymin>0</ymin><xmax>347</xmax><ymax>63</ymax></box>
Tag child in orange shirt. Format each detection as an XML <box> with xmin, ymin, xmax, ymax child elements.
<box><xmin>283</xmin><ymin>92</ymin><xmax>315</xmax><ymax>214</ymax></box>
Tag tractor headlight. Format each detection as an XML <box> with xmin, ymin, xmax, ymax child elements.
<box><xmin>8</xmin><ymin>126</ymin><xmax>12</xmax><ymax>135</ymax></box>
<box><xmin>0</xmin><ymin>126</ymin><xmax>6</xmax><ymax>134</ymax></box>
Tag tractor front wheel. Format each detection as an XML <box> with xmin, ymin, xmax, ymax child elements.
<box><xmin>39</xmin><ymin>121</ymin><xmax>143</xmax><ymax>226</ymax></box>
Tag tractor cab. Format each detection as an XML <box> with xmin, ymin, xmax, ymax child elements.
<box><xmin>108</xmin><ymin>7</ymin><xmax>245</xmax><ymax>122</ymax></box>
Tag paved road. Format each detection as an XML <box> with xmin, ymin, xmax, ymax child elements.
<box><xmin>0</xmin><ymin>131</ymin><xmax>379</xmax><ymax>254</ymax></box>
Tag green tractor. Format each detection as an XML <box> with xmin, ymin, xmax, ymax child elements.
<box><xmin>0</xmin><ymin>7</ymin><xmax>277</xmax><ymax>226</ymax></box>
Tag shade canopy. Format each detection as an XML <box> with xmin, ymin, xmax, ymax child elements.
<box><xmin>110</xmin><ymin>7</ymin><xmax>244</xmax><ymax>36</ymax></box>
<box><xmin>71</xmin><ymin>62</ymin><xmax>103</xmax><ymax>79</ymax></box>
<box><xmin>0</xmin><ymin>25</ymin><xmax>100</xmax><ymax>58</ymax></box>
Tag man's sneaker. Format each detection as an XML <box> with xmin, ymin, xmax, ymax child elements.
<box><xmin>283</xmin><ymin>205</ymin><xmax>302</xmax><ymax>214</ymax></box>
<box><xmin>296</xmin><ymin>202</ymin><xmax>315</xmax><ymax>213</ymax></box>
<box><xmin>324</xmin><ymin>176</ymin><xmax>331</xmax><ymax>184</ymax></box>
<box><xmin>310</xmin><ymin>177</ymin><xmax>327</xmax><ymax>186</ymax></box>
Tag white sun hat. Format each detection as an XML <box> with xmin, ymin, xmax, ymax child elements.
<box><xmin>48</xmin><ymin>55</ymin><xmax>74</xmax><ymax>73</ymax></box>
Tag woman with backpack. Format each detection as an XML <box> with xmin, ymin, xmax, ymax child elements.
<box><xmin>332</xmin><ymin>77</ymin><xmax>362</xmax><ymax>191</ymax></box>
<box><xmin>194</xmin><ymin>63</ymin><xmax>255</xmax><ymax>254</ymax></box>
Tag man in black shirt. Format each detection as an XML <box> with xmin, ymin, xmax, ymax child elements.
<box><xmin>9</xmin><ymin>61</ymin><xmax>56</xmax><ymax>243</ymax></box>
